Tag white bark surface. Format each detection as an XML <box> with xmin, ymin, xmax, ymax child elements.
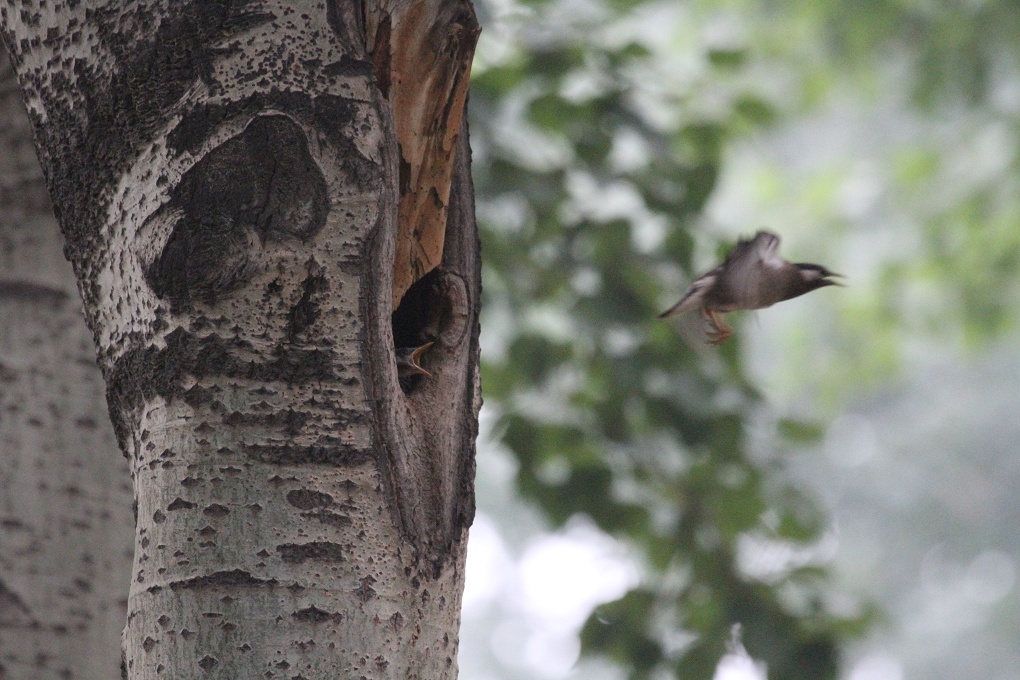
<box><xmin>0</xmin><ymin>54</ymin><xmax>134</xmax><ymax>679</ymax></box>
<box><xmin>2</xmin><ymin>1</ymin><xmax>480</xmax><ymax>677</ymax></box>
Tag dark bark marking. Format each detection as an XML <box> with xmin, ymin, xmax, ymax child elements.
<box><xmin>167</xmin><ymin>498</ymin><xmax>197</xmax><ymax>511</ymax></box>
<box><xmin>325</xmin><ymin>0</ymin><xmax>365</xmax><ymax>60</ymax></box>
<box><xmin>323</xmin><ymin>55</ymin><xmax>375</xmax><ymax>78</ymax></box>
<box><xmin>148</xmin><ymin>115</ymin><xmax>329</xmax><ymax>311</ymax></box>
<box><xmin>198</xmin><ymin>655</ymin><xmax>217</xmax><ymax>670</ymax></box>
<box><xmin>311</xmin><ymin>94</ymin><xmax>383</xmax><ymax>193</ymax></box>
<box><xmin>222</xmin><ymin>408</ymin><xmax>310</xmax><ymax>435</ymax></box>
<box><xmin>292</xmin><ymin>605</ymin><xmax>343</xmax><ymax>624</ymax></box>
<box><xmin>276</xmin><ymin>541</ymin><xmax>345</xmax><ymax>564</ymax></box>
<box><xmin>106</xmin><ymin>328</ymin><xmax>343</xmax><ymax>447</ymax></box>
<box><xmin>353</xmin><ymin>575</ymin><xmax>376</xmax><ymax>603</ymax></box>
<box><xmin>300</xmin><ymin>509</ymin><xmax>353</xmax><ymax>528</ymax></box>
<box><xmin>202</xmin><ymin>504</ymin><xmax>230</xmax><ymax>517</ymax></box>
<box><xmin>268</xmin><ymin>347</ymin><xmax>340</xmax><ymax>385</ymax></box>
<box><xmin>370</xmin><ymin>14</ymin><xmax>392</xmax><ymax>98</ymax></box>
<box><xmin>182</xmin><ymin>384</ymin><xmax>217</xmax><ymax>409</ymax></box>
<box><xmin>167</xmin><ymin>91</ymin><xmax>375</xmax><ymax>175</ymax></box>
<box><xmin>0</xmin><ymin>579</ymin><xmax>33</xmax><ymax>626</ymax></box>
<box><xmin>168</xmin><ymin>569</ymin><xmax>278</xmax><ymax>590</ymax></box>
<box><xmin>246</xmin><ymin>444</ymin><xmax>372</xmax><ymax>466</ymax></box>
<box><xmin>288</xmin><ymin>257</ymin><xmax>329</xmax><ymax>340</ymax></box>
<box><xmin>286</xmin><ymin>489</ymin><xmax>335</xmax><ymax>510</ymax></box>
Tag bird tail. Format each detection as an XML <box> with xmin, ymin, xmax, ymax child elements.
<box><xmin>657</xmin><ymin>289</ymin><xmax>703</xmax><ymax>318</ymax></box>
<box><xmin>658</xmin><ymin>269</ymin><xmax>717</xmax><ymax>319</ymax></box>
<box><xmin>657</xmin><ymin>302</ymin><xmax>683</xmax><ymax>319</ymax></box>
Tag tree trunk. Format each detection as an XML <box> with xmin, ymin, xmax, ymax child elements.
<box><xmin>0</xmin><ymin>51</ymin><xmax>133</xmax><ymax>680</ymax></box>
<box><xmin>1</xmin><ymin>1</ymin><xmax>481</xmax><ymax>677</ymax></box>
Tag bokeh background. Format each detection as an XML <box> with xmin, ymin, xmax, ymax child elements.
<box><xmin>458</xmin><ymin>1</ymin><xmax>1020</xmax><ymax>678</ymax></box>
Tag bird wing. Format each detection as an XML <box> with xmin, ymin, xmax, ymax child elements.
<box><xmin>728</xmin><ymin>230</ymin><xmax>783</xmax><ymax>270</ymax></box>
<box><xmin>718</xmin><ymin>230</ymin><xmax>788</xmax><ymax>308</ymax></box>
<box><xmin>657</xmin><ymin>266</ymin><xmax>720</xmax><ymax>318</ymax></box>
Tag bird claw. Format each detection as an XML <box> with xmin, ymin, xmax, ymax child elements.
<box><xmin>706</xmin><ymin>330</ymin><xmax>731</xmax><ymax>346</ymax></box>
<box><xmin>702</xmin><ymin>309</ymin><xmax>733</xmax><ymax>345</ymax></box>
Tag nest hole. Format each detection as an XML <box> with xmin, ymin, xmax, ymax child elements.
<box><xmin>392</xmin><ymin>269</ymin><xmax>444</xmax><ymax>394</ymax></box>
<box><xmin>392</xmin><ymin>268</ymin><xmax>443</xmax><ymax>348</ymax></box>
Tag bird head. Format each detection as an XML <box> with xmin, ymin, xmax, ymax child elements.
<box><xmin>787</xmin><ymin>263</ymin><xmax>845</xmax><ymax>299</ymax></box>
<box><xmin>396</xmin><ymin>342</ymin><xmax>434</xmax><ymax>378</ymax></box>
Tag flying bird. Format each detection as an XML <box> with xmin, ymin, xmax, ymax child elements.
<box><xmin>659</xmin><ymin>230</ymin><xmax>843</xmax><ymax>345</ymax></box>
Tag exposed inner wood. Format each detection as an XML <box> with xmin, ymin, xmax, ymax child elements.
<box><xmin>367</xmin><ymin>0</ymin><xmax>479</xmax><ymax>309</ymax></box>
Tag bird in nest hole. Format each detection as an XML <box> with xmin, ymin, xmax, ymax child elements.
<box><xmin>396</xmin><ymin>341</ymin><xmax>434</xmax><ymax>378</ymax></box>
<box><xmin>659</xmin><ymin>230</ymin><xmax>844</xmax><ymax>345</ymax></box>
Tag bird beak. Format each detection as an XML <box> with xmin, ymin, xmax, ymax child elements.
<box><xmin>410</xmin><ymin>342</ymin><xmax>433</xmax><ymax>377</ymax></box>
<box><xmin>826</xmin><ymin>273</ymin><xmax>847</xmax><ymax>287</ymax></box>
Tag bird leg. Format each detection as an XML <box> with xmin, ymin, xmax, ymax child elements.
<box><xmin>702</xmin><ymin>309</ymin><xmax>732</xmax><ymax>345</ymax></box>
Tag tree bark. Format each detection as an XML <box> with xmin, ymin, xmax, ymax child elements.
<box><xmin>2</xmin><ymin>1</ymin><xmax>480</xmax><ymax>677</ymax></box>
<box><xmin>0</xmin><ymin>51</ymin><xmax>134</xmax><ymax>680</ymax></box>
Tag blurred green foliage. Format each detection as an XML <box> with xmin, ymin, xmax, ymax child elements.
<box><xmin>469</xmin><ymin>1</ymin><xmax>877</xmax><ymax>677</ymax></box>
<box><xmin>471</xmin><ymin>0</ymin><xmax>1020</xmax><ymax>676</ymax></box>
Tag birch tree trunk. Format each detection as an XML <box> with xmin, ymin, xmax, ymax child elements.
<box><xmin>0</xmin><ymin>51</ymin><xmax>133</xmax><ymax>680</ymax></box>
<box><xmin>2</xmin><ymin>1</ymin><xmax>481</xmax><ymax>677</ymax></box>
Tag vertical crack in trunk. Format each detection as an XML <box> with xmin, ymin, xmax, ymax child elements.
<box><xmin>364</xmin><ymin>124</ymin><xmax>481</xmax><ymax>571</ymax></box>
<box><xmin>359</xmin><ymin>0</ymin><xmax>482</xmax><ymax>570</ymax></box>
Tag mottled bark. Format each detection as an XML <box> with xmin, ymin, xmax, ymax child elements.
<box><xmin>0</xmin><ymin>53</ymin><xmax>134</xmax><ymax>679</ymax></box>
<box><xmin>1</xmin><ymin>1</ymin><xmax>480</xmax><ymax>677</ymax></box>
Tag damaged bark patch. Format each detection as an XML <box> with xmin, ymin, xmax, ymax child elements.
<box><xmin>276</xmin><ymin>542</ymin><xmax>345</xmax><ymax>564</ymax></box>
<box><xmin>147</xmin><ymin>115</ymin><xmax>329</xmax><ymax>310</ymax></box>
<box><xmin>367</xmin><ymin>1</ymin><xmax>480</xmax><ymax>308</ymax></box>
